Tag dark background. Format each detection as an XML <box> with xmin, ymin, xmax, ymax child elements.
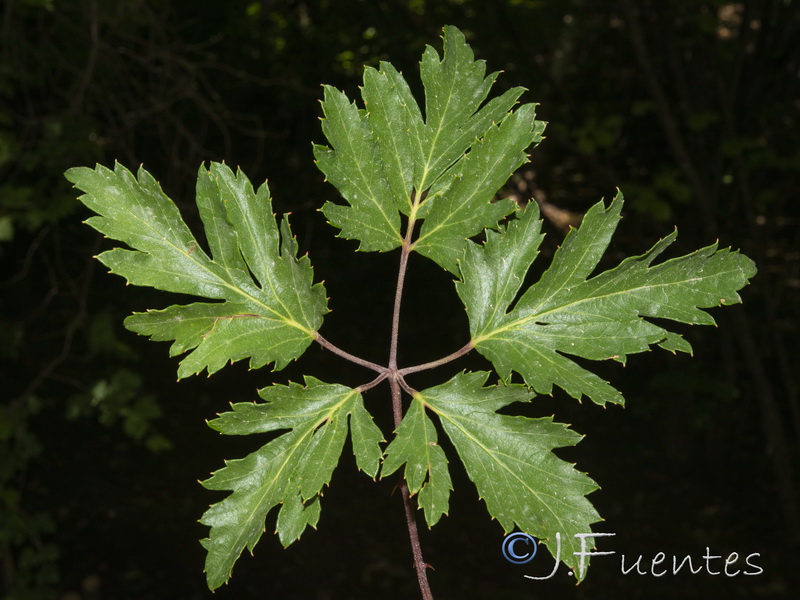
<box><xmin>1</xmin><ymin>1</ymin><xmax>798</xmax><ymax>598</ymax></box>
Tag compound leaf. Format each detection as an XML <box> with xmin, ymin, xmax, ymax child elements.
<box><xmin>66</xmin><ymin>162</ymin><xmax>328</xmax><ymax>378</ymax></box>
<box><xmin>418</xmin><ymin>372</ymin><xmax>600</xmax><ymax>579</ymax></box>
<box><xmin>458</xmin><ymin>194</ymin><xmax>757</xmax><ymax>405</ymax></box>
<box><xmin>66</xmin><ymin>23</ymin><xmax>760</xmax><ymax>596</ymax></box>
<box><xmin>200</xmin><ymin>378</ymin><xmax>383</xmax><ymax>589</ymax></box>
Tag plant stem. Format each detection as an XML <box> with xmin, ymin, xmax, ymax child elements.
<box><xmin>387</xmin><ymin>239</ymin><xmax>411</xmax><ymax>424</ymax></box>
<box><xmin>388</xmin><ymin>244</ymin><xmax>410</xmax><ymax>376</ymax></box>
<box><xmin>389</xmin><ymin>374</ymin><xmax>433</xmax><ymax>600</ymax></box>
<box><xmin>401</xmin><ymin>478</ymin><xmax>434</xmax><ymax>600</ymax></box>
<box><xmin>389</xmin><ymin>191</ymin><xmax>420</xmax><ymax>378</ymax></box>
<box><xmin>389</xmin><ymin>198</ymin><xmax>434</xmax><ymax>600</ymax></box>
<box><xmin>314</xmin><ymin>334</ymin><xmax>385</xmax><ymax>373</ymax></box>
<box><xmin>400</xmin><ymin>342</ymin><xmax>474</xmax><ymax>375</ymax></box>
<box><xmin>314</xmin><ymin>197</ymin><xmax>476</xmax><ymax>599</ymax></box>
<box><xmin>357</xmin><ymin>372</ymin><xmax>388</xmax><ymax>393</ymax></box>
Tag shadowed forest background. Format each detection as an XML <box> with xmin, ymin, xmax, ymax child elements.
<box><xmin>1</xmin><ymin>0</ymin><xmax>798</xmax><ymax>598</ymax></box>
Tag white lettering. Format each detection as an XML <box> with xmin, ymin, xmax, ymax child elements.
<box><xmin>673</xmin><ymin>553</ymin><xmax>703</xmax><ymax>575</ymax></box>
<box><xmin>723</xmin><ymin>552</ymin><xmax>740</xmax><ymax>577</ymax></box>
<box><xmin>523</xmin><ymin>533</ymin><xmax>561</xmax><ymax>580</ymax></box>
<box><xmin>620</xmin><ymin>554</ymin><xmax>646</xmax><ymax>575</ymax></box>
<box><xmin>703</xmin><ymin>547</ymin><xmax>722</xmax><ymax>575</ymax></box>
<box><xmin>744</xmin><ymin>553</ymin><xmax>763</xmax><ymax>576</ymax></box>
<box><xmin>572</xmin><ymin>533</ymin><xmax>616</xmax><ymax>580</ymax></box>
<box><xmin>650</xmin><ymin>551</ymin><xmax>667</xmax><ymax>577</ymax></box>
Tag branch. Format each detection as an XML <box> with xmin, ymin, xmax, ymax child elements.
<box><xmin>388</xmin><ymin>192</ymin><xmax>435</xmax><ymax>600</ymax></box>
<box><xmin>389</xmin><ymin>245</ymin><xmax>411</xmax><ymax>372</ymax></box>
<box><xmin>314</xmin><ymin>334</ymin><xmax>385</xmax><ymax>373</ymax></box>
<box><xmin>399</xmin><ymin>342</ymin><xmax>474</xmax><ymax>376</ymax></box>
<box><xmin>398</xmin><ymin>376</ymin><xmax>418</xmax><ymax>397</ymax></box>
<box><xmin>401</xmin><ymin>481</ymin><xmax>434</xmax><ymax>600</ymax></box>
<box><xmin>356</xmin><ymin>372</ymin><xmax>388</xmax><ymax>393</ymax></box>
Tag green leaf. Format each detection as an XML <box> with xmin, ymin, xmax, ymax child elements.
<box><xmin>381</xmin><ymin>399</ymin><xmax>453</xmax><ymax>527</ymax></box>
<box><xmin>361</xmin><ymin>60</ymin><xmax>425</xmax><ymax>215</ymax></box>
<box><xmin>457</xmin><ymin>201</ymin><xmax>545</xmax><ymax>334</ymax></box>
<box><xmin>66</xmin><ymin>162</ymin><xmax>328</xmax><ymax>377</ymax></box>
<box><xmin>413</xmin><ymin>103</ymin><xmax>545</xmax><ymax>273</ymax></box>
<box><xmin>349</xmin><ymin>396</ymin><xmax>386</xmax><ymax>478</ymax></box>
<box><xmin>200</xmin><ymin>378</ymin><xmax>383</xmax><ymax>590</ymax></box>
<box><xmin>65</xmin><ymin>23</ymin><xmax>760</xmax><ymax>596</ymax></box>
<box><xmin>314</xmin><ymin>85</ymin><xmax>404</xmax><ymax>252</ymax></box>
<box><xmin>417</xmin><ymin>372</ymin><xmax>600</xmax><ymax>579</ymax></box>
<box><xmin>314</xmin><ymin>25</ymin><xmax>544</xmax><ymax>267</ymax></box>
<box><xmin>458</xmin><ymin>193</ymin><xmax>757</xmax><ymax>405</ymax></box>
<box><xmin>415</xmin><ymin>26</ymin><xmax>529</xmax><ymax>193</ymax></box>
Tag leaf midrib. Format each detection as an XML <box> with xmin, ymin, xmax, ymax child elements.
<box><xmin>426</xmin><ymin>401</ymin><xmax>574</xmax><ymax>533</ymax></box>
<box><xmin>119</xmin><ymin>198</ymin><xmax>312</xmax><ymax>335</ymax></box>
<box><xmin>472</xmin><ymin>270</ymin><xmax>732</xmax><ymax>344</ymax></box>
<box><xmin>219</xmin><ymin>389</ymin><xmax>359</xmax><ymax>571</ymax></box>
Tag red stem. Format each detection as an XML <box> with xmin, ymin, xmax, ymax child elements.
<box><xmin>312</xmin><ymin>201</ymin><xmax>475</xmax><ymax>600</ymax></box>
<box><xmin>401</xmin><ymin>476</ymin><xmax>435</xmax><ymax>600</ymax></box>
<box><xmin>388</xmin><ymin>210</ymin><xmax>435</xmax><ymax>599</ymax></box>
<box><xmin>315</xmin><ymin>334</ymin><xmax>385</xmax><ymax>373</ymax></box>
<box><xmin>399</xmin><ymin>342</ymin><xmax>474</xmax><ymax>375</ymax></box>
